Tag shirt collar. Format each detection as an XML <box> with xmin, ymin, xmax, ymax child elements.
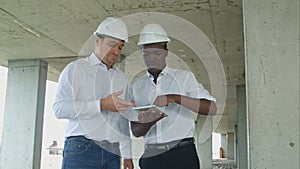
<box><xmin>146</xmin><ymin>66</ymin><xmax>171</xmax><ymax>78</ymax></box>
<box><xmin>89</xmin><ymin>53</ymin><xmax>102</xmax><ymax>66</ymax></box>
<box><xmin>89</xmin><ymin>53</ymin><xmax>117</xmax><ymax>71</ymax></box>
<box><xmin>162</xmin><ymin>66</ymin><xmax>172</xmax><ymax>75</ymax></box>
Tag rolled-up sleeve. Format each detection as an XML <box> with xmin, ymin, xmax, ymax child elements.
<box><xmin>185</xmin><ymin>72</ymin><xmax>216</xmax><ymax>102</ymax></box>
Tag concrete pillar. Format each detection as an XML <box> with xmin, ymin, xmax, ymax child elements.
<box><xmin>243</xmin><ymin>0</ymin><xmax>299</xmax><ymax>168</ymax></box>
<box><xmin>236</xmin><ymin>85</ymin><xmax>248</xmax><ymax>169</ymax></box>
<box><xmin>221</xmin><ymin>133</ymin><xmax>226</xmax><ymax>157</ymax></box>
<box><xmin>234</xmin><ymin>126</ymin><xmax>237</xmax><ymax>164</ymax></box>
<box><xmin>226</xmin><ymin>132</ymin><xmax>234</xmax><ymax>160</ymax></box>
<box><xmin>0</xmin><ymin>59</ymin><xmax>48</xmax><ymax>169</ymax></box>
<box><xmin>195</xmin><ymin>116</ymin><xmax>212</xmax><ymax>169</ymax></box>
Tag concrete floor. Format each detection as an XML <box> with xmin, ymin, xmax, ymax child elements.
<box><xmin>213</xmin><ymin>159</ymin><xmax>236</xmax><ymax>169</ymax></box>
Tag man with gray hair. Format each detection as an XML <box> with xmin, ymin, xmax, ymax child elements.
<box><xmin>53</xmin><ymin>17</ymin><xmax>134</xmax><ymax>169</ymax></box>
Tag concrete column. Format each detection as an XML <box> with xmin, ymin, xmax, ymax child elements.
<box><xmin>195</xmin><ymin>116</ymin><xmax>212</xmax><ymax>169</ymax></box>
<box><xmin>221</xmin><ymin>133</ymin><xmax>226</xmax><ymax>157</ymax></box>
<box><xmin>236</xmin><ymin>85</ymin><xmax>248</xmax><ymax>169</ymax></box>
<box><xmin>226</xmin><ymin>132</ymin><xmax>234</xmax><ymax>160</ymax></box>
<box><xmin>244</xmin><ymin>0</ymin><xmax>299</xmax><ymax>168</ymax></box>
<box><xmin>0</xmin><ymin>59</ymin><xmax>48</xmax><ymax>169</ymax></box>
<box><xmin>234</xmin><ymin>126</ymin><xmax>237</xmax><ymax>164</ymax></box>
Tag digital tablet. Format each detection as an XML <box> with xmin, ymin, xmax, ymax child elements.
<box><xmin>132</xmin><ymin>105</ymin><xmax>167</xmax><ymax>123</ymax></box>
<box><xmin>133</xmin><ymin>105</ymin><xmax>164</xmax><ymax>113</ymax></box>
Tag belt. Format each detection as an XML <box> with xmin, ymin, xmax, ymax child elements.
<box><xmin>67</xmin><ymin>136</ymin><xmax>119</xmax><ymax>148</ymax></box>
<box><xmin>94</xmin><ymin>140</ymin><xmax>119</xmax><ymax>149</ymax></box>
<box><xmin>145</xmin><ymin>138</ymin><xmax>194</xmax><ymax>150</ymax></box>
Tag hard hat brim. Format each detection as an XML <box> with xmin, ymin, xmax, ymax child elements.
<box><xmin>94</xmin><ymin>32</ymin><xmax>128</xmax><ymax>42</ymax></box>
<box><xmin>137</xmin><ymin>39</ymin><xmax>170</xmax><ymax>46</ymax></box>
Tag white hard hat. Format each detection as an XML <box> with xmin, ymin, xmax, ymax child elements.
<box><xmin>94</xmin><ymin>17</ymin><xmax>128</xmax><ymax>42</ymax></box>
<box><xmin>137</xmin><ymin>23</ymin><xmax>170</xmax><ymax>46</ymax></box>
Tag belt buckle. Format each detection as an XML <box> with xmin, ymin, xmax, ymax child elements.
<box><xmin>95</xmin><ymin>140</ymin><xmax>109</xmax><ymax>148</ymax></box>
<box><xmin>99</xmin><ymin>141</ymin><xmax>107</xmax><ymax>147</ymax></box>
<box><xmin>153</xmin><ymin>144</ymin><xmax>170</xmax><ymax>150</ymax></box>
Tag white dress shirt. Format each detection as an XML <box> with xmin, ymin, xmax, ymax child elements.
<box><xmin>53</xmin><ymin>53</ymin><xmax>132</xmax><ymax>158</ymax></box>
<box><xmin>128</xmin><ymin>66</ymin><xmax>216</xmax><ymax>144</ymax></box>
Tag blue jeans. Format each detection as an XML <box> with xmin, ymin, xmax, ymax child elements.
<box><xmin>62</xmin><ymin>136</ymin><xmax>121</xmax><ymax>169</ymax></box>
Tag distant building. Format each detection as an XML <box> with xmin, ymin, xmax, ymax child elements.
<box><xmin>47</xmin><ymin>140</ymin><xmax>63</xmax><ymax>155</ymax></box>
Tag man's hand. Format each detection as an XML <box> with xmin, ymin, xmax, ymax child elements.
<box><xmin>154</xmin><ymin>94</ymin><xmax>217</xmax><ymax>115</ymax></box>
<box><xmin>100</xmin><ymin>90</ymin><xmax>134</xmax><ymax>112</ymax></box>
<box><xmin>153</xmin><ymin>94</ymin><xmax>177</xmax><ymax>107</ymax></box>
<box><xmin>131</xmin><ymin>111</ymin><xmax>167</xmax><ymax>137</ymax></box>
<box><xmin>123</xmin><ymin>159</ymin><xmax>134</xmax><ymax>169</ymax></box>
<box><xmin>138</xmin><ymin>109</ymin><xmax>167</xmax><ymax>123</ymax></box>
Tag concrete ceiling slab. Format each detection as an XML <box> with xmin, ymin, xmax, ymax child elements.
<box><xmin>0</xmin><ymin>0</ymin><xmax>245</xmax><ymax>133</ymax></box>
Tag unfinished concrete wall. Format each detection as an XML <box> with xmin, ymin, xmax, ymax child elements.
<box><xmin>243</xmin><ymin>0</ymin><xmax>299</xmax><ymax>168</ymax></box>
<box><xmin>236</xmin><ymin>85</ymin><xmax>248</xmax><ymax>169</ymax></box>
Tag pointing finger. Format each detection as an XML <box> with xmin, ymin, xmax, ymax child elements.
<box><xmin>112</xmin><ymin>89</ymin><xmax>123</xmax><ymax>96</ymax></box>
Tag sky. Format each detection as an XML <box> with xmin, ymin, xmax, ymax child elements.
<box><xmin>0</xmin><ymin>66</ymin><xmax>7</xmax><ymax>144</ymax></box>
<box><xmin>0</xmin><ymin>65</ymin><xmax>221</xmax><ymax>168</ymax></box>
